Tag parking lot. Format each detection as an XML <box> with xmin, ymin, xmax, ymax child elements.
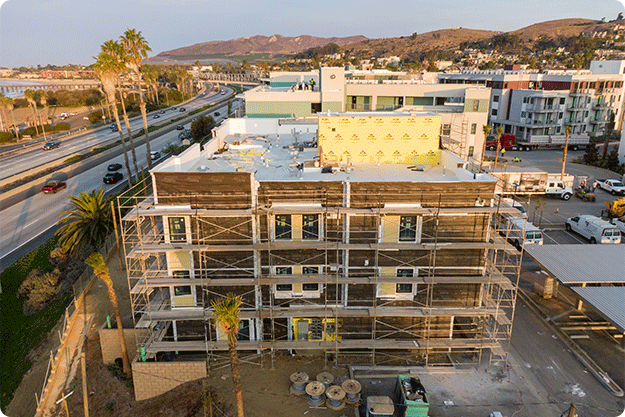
<box><xmin>486</xmin><ymin>148</ymin><xmax>624</xmax><ymax>245</ymax></box>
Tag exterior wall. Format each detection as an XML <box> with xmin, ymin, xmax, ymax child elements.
<box><xmin>246</xmin><ymin>100</ymin><xmax>316</xmax><ymax>118</ymax></box>
<box><xmin>132</xmin><ymin>361</ymin><xmax>207</xmax><ymax>401</ymax></box>
<box><xmin>99</xmin><ymin>328</ymin><xmax>149</xmax><ymax>365</ymax></box>
<box><xmin>317</xmin><ymin>113</ymin><xmax>441</xmax><ymax>164</ymax></box>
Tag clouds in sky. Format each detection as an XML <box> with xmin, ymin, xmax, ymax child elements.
<box><xmin>0</xmin><ymin>0</ymin><xmax>623</xmax><ymax>68</ymax></box>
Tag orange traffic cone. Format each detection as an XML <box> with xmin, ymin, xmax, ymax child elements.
<box><xmin>555</xmin><ymin>207</ymin><xmax>559</xmax><ymax>214</ymax></box>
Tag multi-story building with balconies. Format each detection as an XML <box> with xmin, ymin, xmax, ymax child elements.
<box><xmin>439</xmin><ymin>61</ymin><xmax>625</xmax><ymax>141</ymax></box>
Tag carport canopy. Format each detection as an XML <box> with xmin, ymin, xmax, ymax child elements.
<box><xmin>572</xmin><ymin>287</ymin><xmax>625</xmax><ymax>333</ymax></box>
<box><xmin>524</xmin><ymin>245</ymin><xmax>625</xmax><ymax>284</ymax></box>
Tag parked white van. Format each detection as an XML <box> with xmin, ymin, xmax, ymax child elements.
<box><xmin>565</xmin><ymin>215</ymin><xmax>622</xmax><ymax>244</ymax></box>
<box><xmin>506</xmin><ymin>218</ymin><xmax>543</xmax><ymax>250</ymax></box>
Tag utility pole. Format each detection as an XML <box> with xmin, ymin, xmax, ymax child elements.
<box><xmin>566</xmin><ymin>403</ymin><xmax>577</xmax><ymax>417</ymax></box>
<box><xmin>81</xmin><ymin>352</ymin><xmax>89</xmax><ymax>417</ymax></box>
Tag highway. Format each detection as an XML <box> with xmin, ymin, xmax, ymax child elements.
<box><xmin>0</xmin><ymin>93</ymin><xmax>242</xmax><ymax>270</ymax></box>
<box><xmin>0</xmin><ymin>84</ymin><xmax>226</xmax><ymax>181</ymax></box>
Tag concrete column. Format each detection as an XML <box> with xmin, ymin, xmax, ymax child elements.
<box><xmin>577</xmin><ymin>282</ymin><xmax>586</xmax><ymax>310</ymax></box>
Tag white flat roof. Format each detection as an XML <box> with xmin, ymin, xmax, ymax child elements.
<box><xmin>572</xmin><ymin>287</ymin><xmax>625</xmax><ymax>333</ymax></box>
<box><xmin>524</xmin><ymin>244</ymin><xmax>625</xmax><ymax>284</ymax></box>
<box><xmin>154</xmin><ymin>132</ymin><xmax>495</xmax><ymax>185</ymax></box>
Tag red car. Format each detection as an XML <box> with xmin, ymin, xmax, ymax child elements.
<box><xmin>41</xmin><ymin>180</ymin><xmax>67</xmax><ymax>193</ymax></box>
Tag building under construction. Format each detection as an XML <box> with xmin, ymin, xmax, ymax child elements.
<box><xmin>118</xmin><ymin>112</ymin><xmax>523</xmax><ymax>371</ymax></box>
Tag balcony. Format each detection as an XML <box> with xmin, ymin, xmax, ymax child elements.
<box><xmin>590</xmin><ymin>119</ymin><xmax>605</xmax><ymax>125</ymax></box>
<box><xmin>565</xmin><ymin>119</ymin><xmax>585</xmax><ymax>126</ymax></box>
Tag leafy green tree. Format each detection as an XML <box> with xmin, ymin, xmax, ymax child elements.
<box><xmin>56</xmin><ymin>189</ymin><xmax>112</xmax><ymax>256</ymax></box>
<box><xmin>86</xmin><ymin>253</ymin><xmax>131</xmax><ymax>379</ymax></box>
<box><xmin>211</xmin><ymin>294</ymin><xmax>245</xmax><ymax>417</ymax></box>
<box><xmin>190</xmin><ymin>115</ymin><xmax>216</xmax><ymax>142</ymax></box>
<box><xmin>583</xmin><ymin>143</ymin><xmax>599</xmax><ymax>165</ymax></box>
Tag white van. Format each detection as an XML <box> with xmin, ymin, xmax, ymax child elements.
<box><xmin>565</xmin><ymin>215</ymin><xmax>621</xmax><ymax>244</ymax></box>
<box><xmin>501</xmin><ymin>197</ymin><xmax>527</xmax><ymax>217</ymax></box>
<box><xmin>507</xmin><ymin>218</ymin><xmax>543</xmax><ymax>250</ymax></box>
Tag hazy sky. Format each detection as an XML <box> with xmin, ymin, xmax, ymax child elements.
<box><xmin>1</xmin><ymin>0</ymin><xmax>624</xmax><ymax>68</ymax></box>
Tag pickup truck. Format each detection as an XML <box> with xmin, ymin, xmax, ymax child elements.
<box><xmin>595</xmin><ymin>179</ymin><xmax>625</xmax><ymax>196</ymax></box>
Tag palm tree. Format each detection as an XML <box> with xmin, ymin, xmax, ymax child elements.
<box><xmin>101</xmin><ymin>39</ymin><xmax>140</xmax><ymax>180</ymax></box>
<box><xmin>93</xmin><ymin>50</ymin><xmax>133</xmax><ymax>187</ymax></box>
<box><xmin>493</xmin><ymin>126</ymin><xmax>503</xmax><ymax>169</ymax></box>
<box><xmin>211</xmin><ymin>294</ymin><xmax>245</xmax><ymax>417</ymax></box>
<box><xmin>561</xmin><ymin>125</ymin><xmax>571</xmax><ymax>181</ymax></box>
<box><xmin>35</xmin><ymin>90</ymin><xmax>49</xmax><ymax>139</ymax></box>
<box><xmin>121</xmin><ymin>29</ymin><xmax>154</xmax><ymax>169</ymax></box>
<box><xmin>4</xmin><ymin>96</ymin><xmax>20</xmax><ymax>139</ymax></box>
<box><xmin>23</xmin><ymin>89</ymin><xmax>40</xmax><ymax>136</ymax></box>
<box><xmin>56</xmin><ymin>189</ymin><xmax>112</xmax><ymax>255</ymax></box>
<box><xmin>85</xmin><ymin>253</ymin><xmax>131</xmax><ymax>379</ymax></box>
<box><xmin>0</xmin><ymin>92</ymin><xmax>6</xmax><ymax>131</ymax></box>
<box><xmin>480</xmin><ymin>124</ymin><xmax>491</xmax><ymax>171</ymax></box>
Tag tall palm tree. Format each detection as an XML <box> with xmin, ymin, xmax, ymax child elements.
<box><xmin>121</xmin><ymin>29</ymin><xmax>153</xmax><ymax>169</ymax></box>
<box><xmin>36</xmin><ymin>90</ymin><xmax>49</xmax><ymax>139</ymax></box>
<box><xmin>23</xmin><ymin>89</ymin><xmax>40</xmax><ymax>136</ymax></box>
<box><xmin>561</xmin><ymin>126</ymin><xmax>571</xmax><ymax>181</ymax></box>
<box><xmin>85</xmin><ymin>253</ymin><xmax>131</xmax><ymax>379</ymax></box>
<box><xmin>93</xmin><ymin>50</ymin><xmax>133</xmax><ymax>187</ymax></box>
<box><xmin>101</xmin><ymin>39</ymin><xmax>140</xmax><ymax>179</ymax></box>
<box><xmin>480</xmin><ymin>124</ymin><xmax>491</xmax><ymax>171</ymax></box>
<box><xmin>56</xmin><ymin>189</ymin><xmax>112</xmax><ymax>255</ymax></box>
<box><xmin>0</xmin><ymin>92</ymin><xmax>6</xmax><ymax>131</ymax></box>
<box><xmin>493</xmin><ymin>126</ymin><xmax>503</xmax><ymax>169</ymax></box>
<box><xmin>4</xmin><ymin>96</ymin><xmax>20</xmax><ymax>139</ymax></box>
<box><xmin>211</xmin><ymin>294</ymin><xmax>245</xmax><ymax>417</ymax></box>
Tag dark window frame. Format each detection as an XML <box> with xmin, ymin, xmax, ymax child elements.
<box><xmin>168</xmin><ymin>217</ymin><xmax>187</xmax><ymax>243</ymax></box>
<box><xmin>399</xmin><ymin>216</ymin><xmax>418</xmax><ymax>242</ymax></box>
<box><xmin>275</xmin><ymin>215</ymin><xmax>292</xmax><ymax>240</ymax></box>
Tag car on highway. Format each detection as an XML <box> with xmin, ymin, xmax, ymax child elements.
<box><xmin>83</xmin><ymin>116</ymin><xmax>89</xmax><ymax>120</ymax></box>
<box><xmin>179</xmin><ymin>107</ymin><xmax>186</xmax><ymax>112</ymax></box>
<box><xmin>159</xmin><ymin>110</ymin><xmax>166</xmax><ymax>114</ymax></box>
<box><xmin>150</xmin><ymin>151</ymin><xmax>161</xmax><ymax>160</ymax></box>
<box><xmin>111</xmin><ymin>125</ymin><xmax>119</xmax><ymax>132</ymax></box>
<box><xmin>42</xmin><ymin>141</ymin><xmax>60</xmax><ymax>150</ymax></box>
<box><xmin>110</xmin><ymin>123</ymin><xmax>117</xmax><ymax>129</ymax></box>
<box><xmin>221</xmin><ymin>92</ymin><xmax>226</xmax><ymax>95</ymax></box>
<box><xmin>153</xmin><ymin>114</ymin><xmax>160</xmax><ymax>119</ymax></box>
<box><xmin>41</xmin><ymin>180</ymin><xmax>66</xmax><ymax>193</ymax></box>
<box><xmin>214</xmin><ymin>112</ymin><xmax>220</xmax><ymax>116</ymax></box>
<box><xmin>176</xmin><ymin>125</ymin><xmax>184</xmax><ymax>130</ymax></box>
<box><xmin>574</xmin><ymin>186</ymin><xmax>596</xmax><ymax>202</ymax></box>
<box><xmin>108</xmin><ymin>163</ymin><xmax>123</xmax><ymax>171</ymax></box>
<box><xmin>103</xmin><ymin>172</ymin><xmax>123</xmax><ymax>184</ymax></box>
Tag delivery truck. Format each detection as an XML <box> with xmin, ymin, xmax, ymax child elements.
<box><xmin>490</xmin><ymin>167</ymin><xmax>574</xmax><ymax>200</ymax></box>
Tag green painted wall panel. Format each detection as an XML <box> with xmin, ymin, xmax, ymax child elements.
<box><xmin>246</xmin><ymin>100</ymin><xmax>315</xmax><ymax>117</ymax></box>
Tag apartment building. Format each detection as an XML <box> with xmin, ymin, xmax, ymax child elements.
<box><xmin>119</xmin><ymin>114</ymin><xmax>521</xmax><ymax>379</ymax></box>
<box><xmin>439</xmin><ymin>61</ymin><xmax>625</xmax><ymax>140</ymax></box>
<box><xmin>245</xmin><ymin>67</ymin><xmax>491</xmax><ymax>164</ymax></box>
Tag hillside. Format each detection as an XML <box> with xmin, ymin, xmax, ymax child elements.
<box><xmin>510</xmin><ymin>18</ymin><xmax>601</xmax><ymax>42</ymax></box>
<box><xmin>155</xmin><ymin>34</ymin><xmax>368</xmax><ymax>60</ymax></box>
<box><xmin>343</xmin><ymin>28</ymin><xmax>496</xmax><ymax>57</ymax></box>
<box><xmin>153</xmin><ymin>17</ymin><xmax>621</xmax><ymax>63</ymax></box>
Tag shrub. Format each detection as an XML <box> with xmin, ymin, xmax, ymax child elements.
<box><xmin>18</xmin><ymin>269</ymin><xmax>61</xmax><ymax>315</ymax></box>
<box><xmin>49</xmin><ymin>246</ymin><xmax>69</xmax><ymax>269</ymax></box>
<box><xmin>0</xmin><ymin>131</ymin><xmax>16</xmax><ymax>143</ymax></box>
<box><xmin>53</xmin><ymin>123</ymin><xmax>70</xmax><ymax>132</ymax></box>
<box><xmin>88</xmin><ymin>110</ymin><xmax>104</xmax><ymax>124</ymax></box>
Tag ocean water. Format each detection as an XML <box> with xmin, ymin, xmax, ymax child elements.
<box><xmin>0</xmin><ymin>80</ymin><xmax>44</xmax><ymax>98</ymax></box>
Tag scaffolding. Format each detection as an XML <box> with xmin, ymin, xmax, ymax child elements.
<box><xmin>118</xmin><ymin>179</ymin><xmax>523</xmax><ymax>370</ymax></box>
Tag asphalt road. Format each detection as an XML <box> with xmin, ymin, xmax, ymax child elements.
<box><xmin>0</xmin><ymin>83</ymin><xmax>225</xmax><ymax>180</ymax></box>
<box><xmin>0</xmin><ymin>98</ymin><xmax>241</xmax><ymax>270</ymax></box>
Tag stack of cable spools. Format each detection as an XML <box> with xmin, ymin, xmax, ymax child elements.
<box><xmin>289</xmin><ymin>371</ymin><xmax>362</xmax><ymax>410</ymax></box>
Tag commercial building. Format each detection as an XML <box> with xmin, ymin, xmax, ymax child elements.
<box><xmin>245</xmin><ymin>67</ymin><xmax>491</xmax><ymax>164</ymax></box>
<box><xmin>439</xmin><ymin>61</ymin><xmax>625</xmax><ymax>142</ymax></box>
<box><xmin>118</xmin><ymin>113</ymin><xmax>522</xmax><ymax>390</ymax></box>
